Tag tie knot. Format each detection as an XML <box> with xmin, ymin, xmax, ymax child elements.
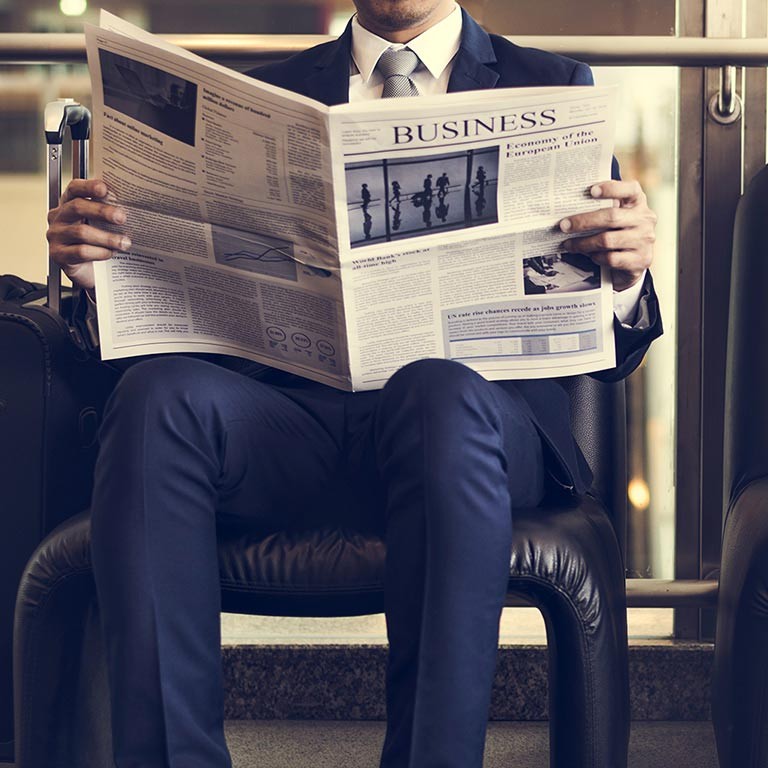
<box><xmin>377</xmin><ymin>47</ymin><xmax>420</xmax><ymax>80</ymax></box>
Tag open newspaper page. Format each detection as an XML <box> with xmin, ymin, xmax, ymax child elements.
<box><xmin>329</xmin><ymin>86</ymin><xmax>618</xmax><ymax>391</ymax></box>
<box><xmin>86</xmin><ymin>14</ymin><xmax>617</xmax><ymax>392</ymax></box>
<box><xmin>85</xmin><ymin>14</ymin><xmax>352</xmax><ymax>389</ymax></box>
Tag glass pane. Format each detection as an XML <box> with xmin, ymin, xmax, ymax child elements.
<box><xmin>592</xmin><ymin>67</ymin><xmax>678</xmax><ymax>580</ymax></box>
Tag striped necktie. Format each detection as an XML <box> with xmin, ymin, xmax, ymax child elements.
<box><xmin>377</xmin><ymin>47</ymin><xmax>420</xmax><ymax>98</ymax></box>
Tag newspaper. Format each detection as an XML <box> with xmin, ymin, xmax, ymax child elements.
<box><xmin>85</xmin><ymin>12</ymin><xmax>618</xmax><ymax>391</ymax></box>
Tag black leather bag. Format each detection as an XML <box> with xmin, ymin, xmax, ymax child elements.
<box><xmin>0</xmin><ymin>275</ymin><xmax>46</xmax><ymax>305</ymax></box>
<box><xmin>0</xmin><ymin>286</ymin><xmax>119</xmax><ymax>761</ymax></box>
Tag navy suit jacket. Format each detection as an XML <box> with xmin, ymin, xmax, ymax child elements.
<box><xmin>245</xmin><ymin>10</ymin><xmax>663</xmax><ymax>494</ymax></box>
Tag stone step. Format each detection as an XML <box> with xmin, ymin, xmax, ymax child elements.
<box><xmin>222</xmin><ymin>642</ymin><xmax>713</xmax><ymax>721</ymax></box>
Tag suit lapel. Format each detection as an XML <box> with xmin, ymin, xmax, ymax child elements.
<box><xmin>303</xmin><ymin>22</ymin><xmax>353</xmax><ymax>106</ymax></box>
<box><xmin>447</xmin><ymin>9</ymin><xmax>500</xmax><ymax>93</ymax></box>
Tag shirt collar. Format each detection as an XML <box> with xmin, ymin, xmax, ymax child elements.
<box><xmin>350</xmin><ymin>3</ymin><xmax>462</xmax><ymax>83</ymax></box>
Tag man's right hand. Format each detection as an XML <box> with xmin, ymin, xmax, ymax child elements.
<box><xmin>46</xmin><ymin>178</ymin><xmax>131</xmax><ymax>291</ymax></box>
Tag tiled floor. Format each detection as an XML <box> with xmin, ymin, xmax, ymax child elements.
<box><xmin>224</xmin><ymin>720</ymin><xmax>718</xmax><ymax>768</ymax></box>
<box><xmin>0</xmin><ymin>721</ymin><xmax>718</xmax><ymax>768</ymax></box>
<box><xmin>221</xmin><ymin>607</ymin><xmax>674</xmax><ymax>645</ymax></box>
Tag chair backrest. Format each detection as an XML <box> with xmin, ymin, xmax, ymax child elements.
<box><xmin>561</xmin><ymin>375</ymin><xmax>628</xmax><ymax>559</ymax></box>
<box><xmin>724</xmin><ymin>164</ymin><xmax>768</xmax><ymax>509</ymax></box>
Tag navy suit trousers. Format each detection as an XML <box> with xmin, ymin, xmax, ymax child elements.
<box><xmin>90</xmin><ymin>355</ymin><xmax>545</xmax><ymax>768</ymax></box>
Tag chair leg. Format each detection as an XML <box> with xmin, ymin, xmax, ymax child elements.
<box><xmin>15</xmin><ymin>568</ymin><xmax>113</xmax><ymax>768</ymax></box>
<box><xmin>712</xmin><ymin>479</ymin><xmax>768</xmax><ymax>768</ymax></box>
<box><xmin>508</xmin><ymin>505</ymin><xmax>630</xmax><ymax>768</ymax></box>
<box><xmin>540</xmin><ymin>583</ymin><xmax>629</xmax><ymax>768</ymax></box>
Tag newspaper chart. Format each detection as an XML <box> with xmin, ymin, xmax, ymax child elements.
<box><xmin>86</xmin><ymin>12</ymin><xmax>618</xmax><ymax>391</ymax></box>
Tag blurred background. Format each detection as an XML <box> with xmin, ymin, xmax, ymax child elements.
<box><xmin>1</xmin><ymin>0</ymin><xmax>679</xmax><ymax>638</ymax></box>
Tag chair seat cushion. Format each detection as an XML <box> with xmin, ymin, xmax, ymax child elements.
<box><xmin>18</xmin><ymin>493</ymin><xmax>619</xmax><ymax>625</ymax></box>
<box><xmin>218</xmin><ymin>525</ymin><xmax>386</xmax><ymax>616</ymax></box>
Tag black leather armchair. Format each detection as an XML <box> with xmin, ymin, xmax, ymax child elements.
<box><xmin>4</xmin><ymin>305</ymin><xmax>631</xmax><ymax>767</ymax></box>
<box><xmin>711</xmin><ymin>164</ymin><xmax>768</xmax><ymax>767</ymax></box>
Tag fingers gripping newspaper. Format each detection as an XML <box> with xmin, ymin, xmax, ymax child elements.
<box><xmin>85</xmin><ymin>12</ymin><xmax>617</xmax><ymax>392</ymax></box>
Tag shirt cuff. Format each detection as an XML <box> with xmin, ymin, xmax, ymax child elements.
<box><xmin>612</xmin><ymin>270</ymin><xmax>647</xmax><ymax>328</ymax></box>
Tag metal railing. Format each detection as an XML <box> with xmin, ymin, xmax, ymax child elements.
<box><xmin>506</xmin><ymin>579</ymin><xmax>720</xmax><ymax>608</ymax></box>
<box><xmin>0</xmin><ymin>33</ymin><xmax>768</xmax><ymax>65</ymax></box>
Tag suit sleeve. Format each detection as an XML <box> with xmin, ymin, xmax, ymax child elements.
<box><xmin>591</xmin><ymin>272</ymin><xmax>663</xmax><ymax>382</ymax></box>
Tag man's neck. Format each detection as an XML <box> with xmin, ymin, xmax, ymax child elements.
<box><xmin>355</xmin><ymin>1</ymin><xmax>457</xmax><ymax>44</ymax></box>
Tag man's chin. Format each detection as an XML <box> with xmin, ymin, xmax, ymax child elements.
<box><xmin>377</xmin><ymin>13</ymin><xmax>426</xmax><ymax>31</ymax></box>
<box><xmin>355</xmin><ymin>0</ymin><xmax>440</xmax><ymax>33</ymax></box>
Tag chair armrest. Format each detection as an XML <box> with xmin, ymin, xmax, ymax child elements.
<box><xmin>0</xmin><ymin>303</ymin><xmax>117</xmax><ymax>753</ymax></box>
<box><xmin>712</xmin><ymin>475</ymin><xmax>768</xmax><ymax>767</ymax></box>
<box><xmin>725</xmin><ymin>166</ymin><xmax>768</xmax><ymax>502</ymax></box>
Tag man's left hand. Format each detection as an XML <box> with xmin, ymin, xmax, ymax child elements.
<box><xmin>559</xmin><ymin>180</ymin><xmax>656</xmax><ymax>292</ymax></box>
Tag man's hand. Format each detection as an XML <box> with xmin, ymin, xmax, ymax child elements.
<box><xmin>46</xmin><ymin>179</ymin><xmax>131</xmax><ymax>291</ymax></box>
<box><xmin>559</xmin><ymin>180</ymin><xmax>656</xmax><ymax>292</ymax></box>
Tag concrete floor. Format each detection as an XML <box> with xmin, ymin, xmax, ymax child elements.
<box><xmin>224</xmin><ymin>720</ymin><xmax>718</xmax><ymax>768</ymax></box>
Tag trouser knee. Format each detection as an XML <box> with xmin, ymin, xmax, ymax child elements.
<box><xmin>378</xmin><ymin>358</ymin><xmax>497</xmax><ymax>424</ymax></box>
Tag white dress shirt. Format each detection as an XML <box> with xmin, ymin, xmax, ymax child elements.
<box><xmin>349</xmin><ymin>5</ymin><xmax>463</xmax><ymax>100</ymax></box>
<box><xmin>348</xmin><ymin>5</ymin><xmax>647</xmax><ymax>327</ymax></box>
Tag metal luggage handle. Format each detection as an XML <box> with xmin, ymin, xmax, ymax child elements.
<box><xmin>45</xmin><ymin>98</ymin><xmax>91</xmax><ymax>316</ymax></box>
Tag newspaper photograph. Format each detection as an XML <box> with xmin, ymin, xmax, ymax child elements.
<box><xmin>85</xmin><ymin>12</ymin><xmax>617</xmax><ymax>392</ymax></box>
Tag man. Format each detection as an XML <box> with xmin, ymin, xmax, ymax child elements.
<box><xmin>46</xmin><ymin>2</ymin><xmax>661</xmax><ymax>767</ymax></box>
<box><xmin>423</xmin><ymin>173</ymin><xmax>433</xmax><ymax>200</ymax></box>
<box><xmin>436</xmin><ymin>172</ymin><xmax>450</xmax><ymax>198</ymax></box>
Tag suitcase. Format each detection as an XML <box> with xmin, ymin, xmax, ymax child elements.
<box><xmin>0</xmin><ymin>100</ymin><xmax>119</xmax><ymax>762</ymax></box>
